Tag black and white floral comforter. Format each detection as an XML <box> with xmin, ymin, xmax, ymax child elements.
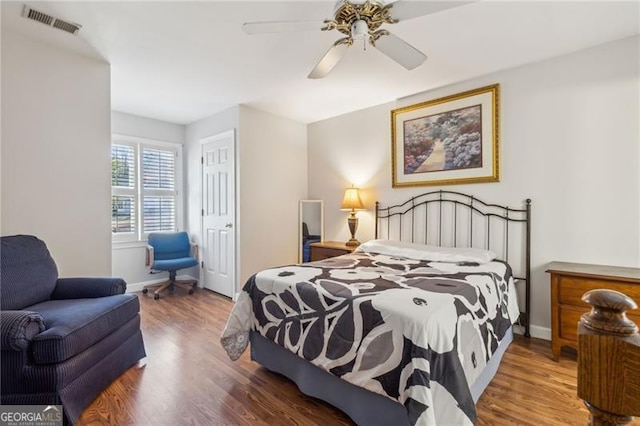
<box><xmin>221</xmin><ymin>250</ymin><xmax>519</xmax><ymax>425</ymax></box>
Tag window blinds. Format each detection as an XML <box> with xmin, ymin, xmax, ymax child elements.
<box><xmin>143</xmin><ymin>197</ymin><xmax>176</xmax><ymax>233</ymax></box>
<box><xmin>142</xmin><ymin>147</ymin><xmax>176</xmax><ymax>233</ymax></box>
<box><xmin>111</xmin><ymin>144</ymin><xmax>135</xmax><ymax>188</ymax></box>
<box><xmin>111</xmin><ymin>142</ymin><xmax>179</xmax><ymax>239</ymax></box>
<box><xmin>142</xmin><ymin>148</ymin><xmax>176</xmax><ymax>190</ymax></box>
<box><xmin>111</xmin><ymin>144</ymin><xmax>136</xmax><ymax>235</ymax></box>
<box><xmin>111</xmin><ymin>195</ymin><xmax>135</xmax><ymax>233</ymax></box>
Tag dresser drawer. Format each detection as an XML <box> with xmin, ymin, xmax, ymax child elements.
<box><xmin>559</xmin><ymin>305</ymin><xmax>640</xmax><ymax>342</ymax></box>
<box><xmin>557</xmin><ymin>276</ymin><xmax>640</xmax><ymax>312</ymax></box>
<box><xmin>558</xmin><ymin>305</ymin><xmax>589</xmax><ymax>342</ymax></box>
<box><xmin>310</xmin><ymin>247</ymin><xmax>346</xmax><ymax>261</ymax></box>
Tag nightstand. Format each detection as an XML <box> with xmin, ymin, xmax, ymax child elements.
<box><xmin>309</xmin><ymin>241</ymin><xmax>357</xmax><ymax>261</ymax></box>
<box><xmin>547</xmin><ymin>261</ymin><xmax>640</xmax><ymax>361</ymax></box>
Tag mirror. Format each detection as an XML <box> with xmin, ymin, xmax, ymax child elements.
<box><xmin>299</xmin><ymin>200</ymin><xmax>324</xmax><ymax>263</ymax></box>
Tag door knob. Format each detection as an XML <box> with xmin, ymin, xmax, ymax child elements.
<box><xmin>225</xmin><ymin>223</ymin><xmax>233</xmax><ymax>228</ymax></box>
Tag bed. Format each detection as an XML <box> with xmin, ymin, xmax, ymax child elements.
<box><xmin>222</xmin><ymin>190</ymin><xmax>531</xmax><ymax>425</ymax></box>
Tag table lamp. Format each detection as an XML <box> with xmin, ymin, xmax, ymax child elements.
<box><xmin>340</xmin><ymin>186</ymin><xmax>364</xmax><ymax>247</ymax></box>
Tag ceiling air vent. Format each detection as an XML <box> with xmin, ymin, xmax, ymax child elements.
<box><xmin>21</xmin><ymin>5</ymin><xmax>82</xmax><ymax>35</ymax></box>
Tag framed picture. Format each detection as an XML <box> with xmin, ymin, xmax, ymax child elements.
<box><xmin>391</xmin><ymin>84</ymin><xmax>499</xmax><ymax>187</ymax></box>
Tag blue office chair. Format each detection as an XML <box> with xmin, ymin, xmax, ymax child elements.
<box><xmin>142</xmin><ymin>232</ymin><xmax>198</xmax><ymax>300</ymax></box>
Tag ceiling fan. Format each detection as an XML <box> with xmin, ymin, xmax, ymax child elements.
<box><xmin>242</xmin><ymin>0</ymin><xmax>470</xmax><ymax>79</ymax></box>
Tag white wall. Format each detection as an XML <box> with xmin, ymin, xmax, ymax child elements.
<box><xmin>185</xmin><ymin>105</ymin><xmax>307</xmax><ymax>295</ymax></box>
<box><xmin>308</xmin><ymin>36</ymin><xmax>640</xmax><ymax>337</ymax></box>
<box><xmin>1</xmin><ymin>31</ymin><xmax>112</xmax><ymax>276</ymax></box>
<box><xmin>110</xmin><ymin>111</ymin><xmax>190</xmax><ymax>289</ymax></box>
<box><xmin>238</xmin><ymin>105</ymin><xmax>307</xmax><ymax>285</ymax></box>
<box><xmin>112</xmin><ymin>111</ymin><xmax>184</xmax><ymax>144</ymax></box>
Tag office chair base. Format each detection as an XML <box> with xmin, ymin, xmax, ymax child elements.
<box><xmin>142</xmin><ymin>278</ymin><xmax>197</xmax><ymax>300</ymax></box>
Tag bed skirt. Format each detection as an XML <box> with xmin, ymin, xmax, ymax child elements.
<box><xmin>250</xmin><ymin>327</ymin><xmax>514</xmax><ymax>425</ymax></box>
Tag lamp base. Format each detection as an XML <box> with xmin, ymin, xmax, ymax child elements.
<box><xmin>346</xmin><ymin>238</ymin><xmax>360</xmax><ymax>247</ymax></box>
<box><xmin>346</xmin><ymin>212</ymin><xmax>360</xmax><ymax>247</ymax></box>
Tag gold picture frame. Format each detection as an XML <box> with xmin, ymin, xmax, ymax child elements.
<box><xmin>391</xmin><ymin>84</ymin><xmax>499</xmax><ymax>187</ymax></box>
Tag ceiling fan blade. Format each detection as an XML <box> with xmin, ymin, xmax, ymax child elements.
<box><xmin>388</xmin><ymin>0</ymin><xmax>474</xmax><ymax>22</ymax></box>
<box><xmin>372</xmin><ymin>31</ymin><xmax>427</xmax><ymax>70</ymax></box>
<box><xmin>242</xmin><ymin>20</ymin><xmax>322</xmax><ymax>35</ymax></box>
<box><xmin>308</xmin><ymin>39</ymin><xmax>350</xmax><ymax>79</ymax></box>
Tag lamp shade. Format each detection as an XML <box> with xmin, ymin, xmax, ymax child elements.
<box><xmin>340</xmin><ymin>187</ymin><xmax>364</xmax><ymax>211</ymax></box>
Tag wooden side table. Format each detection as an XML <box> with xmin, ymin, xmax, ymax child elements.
<box><xmin>309</xmin><ymin>241</ymin><xmax>357</xmax><ymax>261</ymax></box>
<box><xmin>547</xmin><ymin>261</ymin><xmax>640</xmax><ymax>361</ymax></box>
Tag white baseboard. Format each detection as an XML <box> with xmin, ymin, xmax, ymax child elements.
<box><xmin>529</xmin><ymin>325</ymin><xmax>551</xmax><ymax>341</ymax></box>
<box><xmin>126</xmin><ymin>275</ymin><xmax>199</xmax><ymax>293</ymax></box>
<box><xmin>513</xmin><ymin>324</ymin><xmax>551</xmax><ymax>341</ymax></box>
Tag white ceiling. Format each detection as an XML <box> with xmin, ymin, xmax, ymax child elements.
<box><xmin>2</xmin><ymin>1</ymin><xmax>638</xmax><ymax>124</ymax></box>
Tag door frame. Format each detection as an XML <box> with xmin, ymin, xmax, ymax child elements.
<box><xmin>200</xmin><ymin>129</ymin><xmax>237</xmax><ymax>298</ymax></box>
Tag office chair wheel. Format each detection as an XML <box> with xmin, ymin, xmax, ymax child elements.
<box><xmin>188</xmin><ymin>289</ymin><xmax>194</xmax><ymax>295</ymax></box>
<box><xmin>142</xmin><ymin>288</ymin><xmax>149</xmax><ymax>294</ymax></box>
<box><xmin>153</xmin><ymin>294</ymin><xmax>160</xmax><ymax>300</ymax></box>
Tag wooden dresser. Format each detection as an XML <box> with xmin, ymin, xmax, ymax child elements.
<box><xmin>547</xmin><ymin>261</ymin><xmax>640</xmax><ymax>361</ymax></box>
<box><xmin>309</xmin><ymin>241</ymin><xmax>357</xmax><ymax>261</ymax></box>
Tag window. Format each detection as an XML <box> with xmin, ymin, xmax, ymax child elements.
<box><xmin>111</xmin><ymin>144</ymin><xmax>136</xmax><ymax>235</ymax></box>
<box><xmin>111</xmin><ymin>136</ymin><xmax>181</xmax><ymax>242</ymax></box>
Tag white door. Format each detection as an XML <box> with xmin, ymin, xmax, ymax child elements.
<box><xmin>201</xmin><ymin>130</ymin><xmax>236</xmax><ymax>298</ymax></box>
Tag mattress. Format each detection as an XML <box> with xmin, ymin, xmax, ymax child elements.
<box><xmin>221</xmin><ymin>240</ymin><xmax>520</xmax><ymax>425</ymax></box>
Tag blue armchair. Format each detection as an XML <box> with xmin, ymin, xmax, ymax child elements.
<box><xmin>142</xmin><ymin>232</ymin><xmax>198</xmax><ymax>300</ymax></box>
<box><xmin>0</xmin><ymin>235</ymin><xmax>146</xmax><ymax>424</ymax></box>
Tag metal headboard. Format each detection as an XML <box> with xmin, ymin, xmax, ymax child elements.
<box><xmin>375</xmin><ymin>190</ymin><xmax>532</xmax><ymax>337</ymax></box>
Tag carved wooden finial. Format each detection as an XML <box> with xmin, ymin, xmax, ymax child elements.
<box><xmin>578</xmin><ymin>289</ymin><xmax>640</xmax><ymax>425</ymax></box>
<box><xmin>581</xmin><ymin>289</ymin><xmax>638</xmax><ymax>336</ymax></box>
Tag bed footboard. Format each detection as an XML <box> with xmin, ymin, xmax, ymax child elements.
<box><xmin>578</xmin><ymin>289</ymin><xmax>640</xmax><ymax>425</ymax></box>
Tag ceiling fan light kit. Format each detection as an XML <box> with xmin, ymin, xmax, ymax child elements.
<box><xmin>351</xmin><ymin>19</ymin><xmax>369</xmax><ymax>40</ymax></box>
<box><xmin>242</xmin><ymin>0</ymin><xmax>464</xmax><ymax>79</ymax></box>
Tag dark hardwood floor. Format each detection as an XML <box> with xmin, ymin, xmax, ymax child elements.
<box><xmin>77</xmin><ymin>288</ymin><xmax>640</xmax><ymax>425</ymax></box>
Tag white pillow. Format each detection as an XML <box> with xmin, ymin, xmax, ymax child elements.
<box><xmin>355</xmin><ymin>239</ymin><xmax>497</xmax><ymax>264</ymax></box>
